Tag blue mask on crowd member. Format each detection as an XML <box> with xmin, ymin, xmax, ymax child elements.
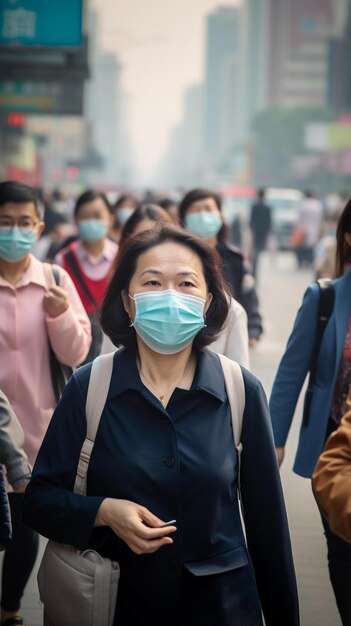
<box><xmin>0</xmin><ymin>228</ymin><xmax>36</xmax><ymax>262</ymax></box>
<box><xmin>129</xmin><ymin>289</ymin><xmax>206</xmax><ymax>354</ymax></box>
<box><xmin>185</xmin><ymin>211</ymin><xmax>222</xmax><ymax>240</ymax></box>
<box><xmin>78</xmin><ymin>219</ymin><xmax>108</xmax><ymax>242</ymax></box>
<box><xmin>117</xmin><ymin>208</ymin><xmax>135</xmax><ymax>225</ymax></box>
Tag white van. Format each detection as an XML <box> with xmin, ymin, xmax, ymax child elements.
<box><xmin>265</xmin><ymin>188</ymin><xmax>303</xmax><ymax>250</ymax></box>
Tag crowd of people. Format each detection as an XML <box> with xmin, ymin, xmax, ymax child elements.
<box><xmin>0</xmin><ymin>179</ymin><xmax>351</xmax><ymax>625</ymax></box>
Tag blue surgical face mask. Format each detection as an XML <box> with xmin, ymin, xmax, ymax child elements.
<box><xmin>78</xmin><ymin>219</ymin><xmax>108</xmax><ymax>242</ymax></box>
<box><xmin>129</xmin><ymin>289</ymin><xmax>206</xmax><ymax>354</ymax></box>
<box><xmin>0</xmin><ymin>228</ymin><xmax>37</xmax><ymax>262</ymax></box>
<box><xmin>117</xmin><ymin>208</ymin><xmax>135</xmax><ymax>225</ymax></box>
<box><xmin>185</xmin><ymin>211</ymin><xmax>222</xmax><ymax>240</ymax></box>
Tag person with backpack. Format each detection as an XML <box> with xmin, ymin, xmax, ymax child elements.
<box><xmin>23</xmin><ymin>224</ymin><xmax>299</xmax><ymax>625</ymax></box>
<box><xmin>269</xmin><ymin>197</ymin><xmax>351</xmax><ymax>625</ymax></box>
<box><xmin>55</xmin><ymin>189</ymin><xmax>118</xmax><ymax>363</ymax></box>
<box><xmin>0</xmin><ymin>181</ymin><xmax>91</xmax><ymax>626</ymax></box>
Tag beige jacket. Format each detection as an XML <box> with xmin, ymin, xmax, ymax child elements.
<box><xmin>312</xmin><ymin>389</ymin><xmax>351</xmax><ymax>542</ymax></box>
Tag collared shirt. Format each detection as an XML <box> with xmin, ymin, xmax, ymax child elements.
<box><xmin>0</xmin><ymin>254</ymin><xmax>91</xmax><ymax>470</ymax></box>
<box><xmin>55</xmin><ymin>238</ymin><xmax>118</xmax><ymax>281</ymax></box>
<box><xmin>23</xmin><ymin>347</ymin><xmax>299</xmax><ymax>624</ymax></box>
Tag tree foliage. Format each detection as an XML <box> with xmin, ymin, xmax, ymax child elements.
<box><xmin>252</xmin><ymin>106</ymin><xmax>333</xmax><ymax>186</ymax></box>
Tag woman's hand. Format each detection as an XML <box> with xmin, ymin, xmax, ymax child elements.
<box><xmin>43</xmin><ymin>286</ymin><xmax>69</xmax><ymax>318</ymax></box>
<box><xmin>95</xmin><ymin>498</ymin><xmax>176</xmax><ymax>555</ymax></box>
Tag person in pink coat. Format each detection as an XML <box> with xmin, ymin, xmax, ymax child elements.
<box><xmin>0</xmin><ymin>181</ymin><xmax>91</xmax><ymax>626</ymax></box>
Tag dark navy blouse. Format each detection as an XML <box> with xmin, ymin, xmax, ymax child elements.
<box><xmin>23</xmin><ymin>348</ymin><xmax>299</xmax><ymax>625</ymax></box>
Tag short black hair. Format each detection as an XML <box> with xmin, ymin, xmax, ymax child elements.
<box><xmin>159</xmin><ymin>198</ymin><xmax>177</xmax><ymax>211</ymax></box>
<box><xmin>101</xmin><ymin>223</ymin><xmax>231</xmax><ymax>350</ymax></box>
<box><xmin>119</xmin><ymin>204</ymin><xmax>175</xmax><ymax>246</ymax></box>
<box><xmin>114</xmin><ymin>194</ymin><xmax>140</xmax><ymax>210</ymax></box>
<box><xmin>74</xmin><ymin>189</ymin><xmax>112</xmax><ymax>217</ymax></box>
<box><xmin>0</xmin><ymin>180</ymin><xmax>43</xmax><ymax>219</ymax></box>
<box><xmin>178</xmin><ymin>188</ymin><xmax>228</xmax><ymax>243</ymax></box>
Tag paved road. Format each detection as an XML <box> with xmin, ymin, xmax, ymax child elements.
<box><xmin>1</xmin><ymin>251</ymin><xmax>341</xmax><ymax>625</ymax></box>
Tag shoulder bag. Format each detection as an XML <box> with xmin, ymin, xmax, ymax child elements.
<box><xmin>302</xmin><ymin>278</ymin><xmax>335</xmax><ymax>427</ymax></box>
<box><xmin>37</xmin><ymin>353</ymin><xmax>120</xmax><ymax>626</ymax></box>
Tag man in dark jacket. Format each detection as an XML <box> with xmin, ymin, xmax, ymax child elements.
<box><xmin>249</xmin><ymin>188</ymin><xmax>272</xmax><ymax>278</ymax></box>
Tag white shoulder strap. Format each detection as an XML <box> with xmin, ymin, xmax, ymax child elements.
<box><xmin>74</xmin><ymin>353</ymin><xmax>115</xmax><ymax>495</ymax></box>
<box><xmin>218</xmin><ymin>353</ymin><xmax>245</xmax><ymax>516</ymax></box>
<box><xmin>217</xmin><ymin>353</ymin><xmax>245</xmax><ymax>450</ymax></box>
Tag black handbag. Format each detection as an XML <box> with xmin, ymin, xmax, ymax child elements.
<box><xmin>48</xmin><ymin>266</ymin><xmax>74</xmax><ymax>402</ymax></box>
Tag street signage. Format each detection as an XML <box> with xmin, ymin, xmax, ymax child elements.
<box><xmin>0</xmin><ymin>80</ymin><xmax>83</xmax><ymax>115</ymax></box>
<box><xmin>0</xmin><ymin>0</ymin><xmax>82</xmax><ymax>48</ymax></box>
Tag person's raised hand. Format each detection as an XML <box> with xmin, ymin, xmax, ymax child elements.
<box><xmin>43</xmin><ymin>286</ymin><xmax>69</xmax><ymax>318</ymax></box>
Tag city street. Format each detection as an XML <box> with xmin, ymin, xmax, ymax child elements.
<box><xmin>1</xmin><ymin>251</ymin><xmax>341</xmax><ymax>626</ymax></box>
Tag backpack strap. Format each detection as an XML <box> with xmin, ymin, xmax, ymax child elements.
<box><xmin>63</xmin><ymin>247</ymin><xmax>98</xmax><ymax>308</ymax></box>
<box><xmin>218</xmin><ymin>353</ymin><xmax>245</xmax><ymax>449</ymax></box>
<box><xmin>303</xmin><ymin>279</ymin><xmax>335</xmax><ymax>427</ymax></box>
<box><xmin>73</xmin><ymin>353</ymin><xmax>115</xmax><ymax>496</ymax></box>
<box><xmin>42</xmin><ymin>262</ymin><xmax>61</xmax><ymax>287</ymax></box>
<box><xmin>217</xmin><ymin>353</ymin><xmax>245</xmax><ymax>513</ymax></box>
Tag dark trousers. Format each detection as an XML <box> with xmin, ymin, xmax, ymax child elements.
<box><xmin>1</xmin><ymin>493</ymin><xmax>39</xmax><ymax>612</ymax></box>
<box><xmin>320</xmin><ymin>512</ymin><xmax>351</xmax><ymax>626</ymax></box>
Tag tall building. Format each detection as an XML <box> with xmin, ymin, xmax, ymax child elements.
<box><xmin>157</xmin><ymin>84</ymin><xmax>204</xmax><ymax>188</ymax></box>
<box><xmin>204</xmin><ymin>6</ymin><xmax>242</xmax><ymax>177</ymax></box>
<box><xmin>328</xmin><ymin>1</ymin><xmax>351</xmax><ymax>113</ymax></box>
<box><xmin>267</xmin><ymin>0</ymin><xmax>336</xmax><ymax>107</ymax></box>
<box><xmin>240</xmin><ymin>0</ymin><xmax>270</xmax><ymax>134</ymax></box>
<box><xmin>84</xmin><ymin>10</ymin><xmax>126</xmax><ymax>186</ymax></box>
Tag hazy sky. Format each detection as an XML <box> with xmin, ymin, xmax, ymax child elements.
<box><xmin>92</xmin><ymin>0</ymin><xmax>240</xmax><ymax>183</ymax></box>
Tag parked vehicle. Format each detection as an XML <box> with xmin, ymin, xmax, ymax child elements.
<box><xmin>220</xmin><ymin>185</ymin><xmax>302</xmax><ymax>251</ymax></box>
<box><xmin>266</xmin><ymin>188</ymin><xmax>303</xmax><ymax>250</ymax></box>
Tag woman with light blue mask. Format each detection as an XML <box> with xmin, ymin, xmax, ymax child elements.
<box><xmin>24</xmin><ymin>224</ymin><xmax>299</xmax><ymax>626</ymax></box>
<box><xmin>179</xmin><ymin>188</ymin><xmax>263</xmax><ymax>348</ymax></box>
<box><xmin>54</xmin><ymin>190</ymin><xmax>118</xmax><ymax>363</ymax></box>
<box><xmin>111</xmin><ymin>194</ymin><xmax>140</xmax><ymax>243</ymax></box>
<box><xmin>101</xmin><ymin>202</ymin><xmax>250</xmax><ymax>369</ymax></box>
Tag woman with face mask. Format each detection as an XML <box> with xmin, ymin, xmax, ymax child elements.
<box><xmin>23</xmin><ymin>224</ymin><xmax>299</xmax><ymax>626</ymax></box>
<box><xmin>179</xmin><ymin>188</ymin><xmax>263</xmax><ymax>347</ymax></box>
<box><xmin>55</xmin><ymin>190</ymin><xmax>118</xmax><ymax>363</ymax></box>
<box><xmin>110</xmin><ymin>194</ymin><xmax>140</xmax><ymax>243</ymax></box>
<box><xmin>0</xmin><ymin>181</ymin><xmax>91</xmax><ymax>626</ymax></box>
<box><xmin>113</xmin><ymin>203</ymin><xmax>250</xmax><ymax>369</ymax></box>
